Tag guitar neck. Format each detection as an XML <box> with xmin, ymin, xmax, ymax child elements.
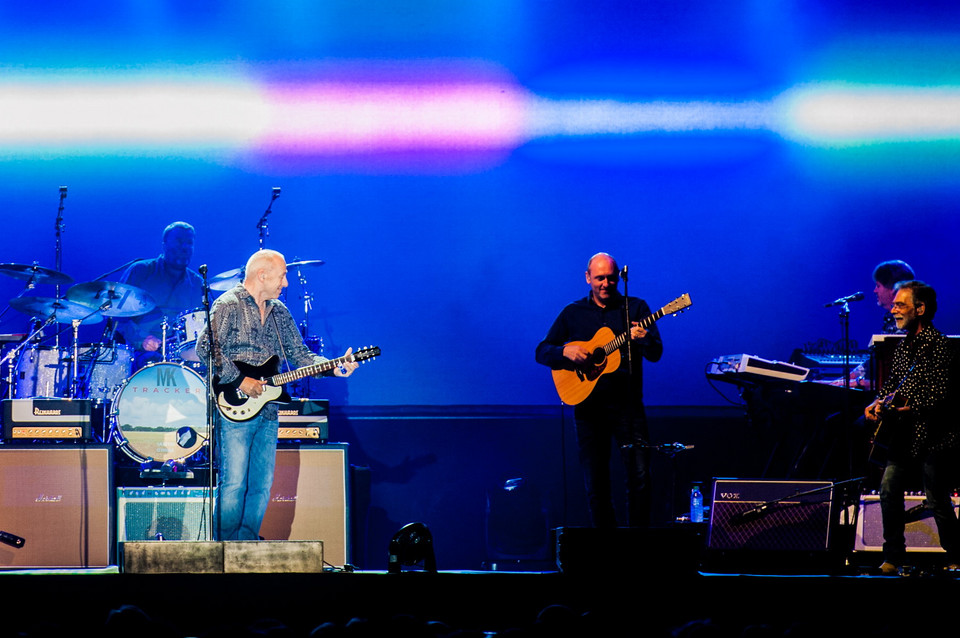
<box><xmin>601</xmin><ymin>307</ymin><xmax>667</xmax><ymax>356</ymax></box>
<box><xmin>270</xmin><ymin>356</ymin><xmax>348</xmax><ymax>386</ymax></box>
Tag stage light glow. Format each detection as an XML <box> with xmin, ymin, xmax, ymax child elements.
<box><xmin>524</xmin><ymin>97</ymin><xmax>773</xmax><ymax>138</ymax></box>
<box><xmin>1</xmin><ymin>71</ymin><xmax>960</xmax><ymax>166</ymax></box>
<box><xmin>777</xmin><ymin>83</ymin><xmax>960</xmax><ymax>146</ymax></box>
<box><xmin>259</xmin><ymin>81</ymin><xmax>528</xmax><ymax>154</ymax></box>
<box><xmin>0</xmin><ymin>77</ymin><xmax>268</xmax><ymax>151</ymax></box>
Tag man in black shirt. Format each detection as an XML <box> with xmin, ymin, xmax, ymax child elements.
<box><xmin>864</xmin><ymin>280</ymin><xmax>960</xmax><ymax>574</ymax></box>
<box><xmin>536</xmin><ymin>253</ymin><xmax>663</xmax><ymax>528</ymax></box>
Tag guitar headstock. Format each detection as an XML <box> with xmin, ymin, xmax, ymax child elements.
<box><xmin>663</xmin><ymin>293</ymin><xmax>692</xmax><ymax>316</ymax></box>
<box><xmin>351</xmin><ymin>346</ymin><xmax>381</xmax><ymax>363</ymax></box>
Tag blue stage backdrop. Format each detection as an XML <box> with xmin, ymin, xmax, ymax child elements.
<box><xmin>1</xmin><ymin>0</ymin><xmax>959</xmax><ymax>407</ymax></box>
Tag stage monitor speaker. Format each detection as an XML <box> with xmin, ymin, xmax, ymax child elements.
<box><xmin>854</xmin><ymin>494</ymin><xmax>960</xmax><ymax>553</ymax></box>
<box><xmin>554</xmin><ymin>526</ymin><xmax>703</xmax><ymax>575</ymax></box>
<box><xmin>708</xmin><ymin>479</ymin><xmax>834</xmax><ymax>552</ymax></box>
<box><xmin>260</xmin><ymin>444</ymin><xmax>350</xmax><ymax>567</ymax></box>
<box><xmin>117</xmin><ymin>487</ymin><xmax>215</xmax><ymax>542</ymax></box>
<box><xmin>0</xmin><ymin>446</ymin><xmax>112</xmax><ymax>568</ymax></box>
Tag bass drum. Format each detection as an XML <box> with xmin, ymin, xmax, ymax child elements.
<box><xmin>112</xmin><ymin>362</ymin><xmax>208</xmax><ymax>463</ymax></box>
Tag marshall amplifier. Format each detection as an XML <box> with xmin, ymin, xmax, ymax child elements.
<box><xmin>0</xmin><ymin>446</ymin><xmax>112</xmax><ymax>568</ymax></box>
<box><xmin>2</xmin><ymin>398</ymin><xmax>94</xmax><ymax>441</ymax></box>
<box><xmin>260</xmin><ymin>443</ymin><xmax>349</xmax><ymax>566</ymax></box>
<box><xmin>708</xmin><ymin>479</ymin><xmax>834</xmax><ymax>552</ymax></box>
<box><xmin>277</xmin><ymin>399</ymin><xmax>329</xmax><ymax>440</ymax></box>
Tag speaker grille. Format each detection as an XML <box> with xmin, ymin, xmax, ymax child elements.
<box><xmin>0</xmin><ymin>446</ymin><xmax>112</xmax><ymax>568</ymax></box>
<box><xmin>117</xmin><ymin>487</ymin><xmax>215</xmax><ymax>542</ymax></box>
<box><xmin>708</xmin><ymin>480</ymin><xmax>833</xmax><ymax>552</ymax></box>
<box><xmin>260</xmin><ymin>445</ymin><xmax>350</xmax><ymax>566</ymax></box>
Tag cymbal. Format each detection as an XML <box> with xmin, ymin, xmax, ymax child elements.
<box><xmin>65</xmin><ymin>281</ymin><xmax>157</xmax><ymax>318</ymax></box>
<box><xmin>210</xmin><ymin>267</ymin><xmax>243</xmax><ymax>291</ymax></box>
<box><xmin>0</xmin><ymin>263</ymin><xmax>73</xmax><ymax>286</ymax></box>
<box><xmin>10</xmin><ymin>296</ymin><xmax>104</xmax><ymax>324</ymax></box>
<box><xmin>287</xmin><ymin>259</ymin><xmax>325</xmax><ymax>268</ymax></box>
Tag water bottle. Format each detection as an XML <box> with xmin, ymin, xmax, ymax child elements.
<box><xmin>690</xmin><ymin>483</ymin><xmax>704</xmax><ymax>523</ymax></box>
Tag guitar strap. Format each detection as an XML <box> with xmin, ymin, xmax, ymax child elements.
<box><xmin>271</xmin><ymin>310</ymin><xmax>292</xmax><ymax>376</ymax></box>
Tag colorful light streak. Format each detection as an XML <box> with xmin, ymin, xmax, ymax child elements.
<box><xmin>0</xmin><ymin>73</ymin><xmax>958</xmax><ymax>163</ymax></box>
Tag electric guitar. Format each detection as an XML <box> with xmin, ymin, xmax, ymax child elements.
<box><xmin>867</xmin><ymin>362</ymin><xmax>916</xmax><ymax>466</ymax></box>
<box><xmin>868</xmin><ymin>390</ymin><xmax>908</xmax><ymax>466</ymax></box>
<box><xmin>215</xmin><ymin>346</ymin><xmax>381</xmax><ymax>421</ymax></box>
<box><xmin>551</xmin><ymin>294</ymin><xmax>692</xmax><ymax>405</ymax></box>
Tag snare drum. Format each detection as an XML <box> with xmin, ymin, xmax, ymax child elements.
<box><xmin>15</xmin><ymin>346</ymin><xmax>68</xmax><ymax>398</ymax></box>
<box><xmin>112</xmin><ymin>362</ymin><xmax>207</xmax><ymax>463</ymax></box>
<box><xmin>176</xmin><ymin>308</ymin><xmax>207</xmax><ymax>363</ymax></box>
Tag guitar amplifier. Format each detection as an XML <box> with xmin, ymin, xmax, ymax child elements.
<box><xmin>2</xmin><ymin>399</ymin><xmax>94</xmax><ymax>441</ymax></box>
<box><xmin>708</xmin><ymin>479</ymin><xmax>834</xmax><ymax>552</ymax></box>
<box><xmin>855</xmin><ymin>494</ymin><xmax>960</xmax><ymax>552</ymax></box>
<box><xmin>277</xmin><ymin>399</ymin><xmax>329</xmax><ymax>440</ymax></box>
<box><xmin>117</xmin><ymin>486</ymin><xmax>215</xmax><ymax>542</ymax></box>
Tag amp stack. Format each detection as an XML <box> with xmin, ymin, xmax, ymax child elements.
<box><xmin>0</xmin><ymin>393</ymin><xmax>350</xmax><ymax>571</ymax></box>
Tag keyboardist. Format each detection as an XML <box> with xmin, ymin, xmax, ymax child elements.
<box><xmin>832</xmin><ymin>259</ymin><xmax>915</xmax><ymax>390</ymax></box>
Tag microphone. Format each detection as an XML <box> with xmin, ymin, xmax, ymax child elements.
<box><xmin>0</xmin><ymin>530</ymin><xmax>25</xmax><ymax>548</ymax></box>
<box><xmin>271</xmin><ymin>186</ymin><xmax>281</xmax><ymax>198</ymax></box>
<box><xmin>730</xmin><ymin>506</ymin><xmax>768</xmax><ymax>525</ymax></box>
<box><xmin>198</xmin><ymin>264</ymin><xmax>207</xmax><ymax>277</ymax></box>
<box><xmin>620</xmin><ymin>264</ymin><xmax>628</xmax><ymax>281</ymax></box>
<box><xmin>825</xmin><ymin>292</ymin><xmax>864</xmax><ymax>308</ymax></box>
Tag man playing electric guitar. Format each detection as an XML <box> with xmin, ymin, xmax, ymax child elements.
<box><xmin>197</xmin><ymin>249</ymin><xmax>359</xmax><ymax>541</ymax></box>
<box><xmin>864</xmin><ymin>280</ymin><xmax>960</xmax><ymax>575</ymax></box>
<box><xmin>536</xmin><ymin>252</ymin><xmax>663</xmax><ymax>528</ymax></box>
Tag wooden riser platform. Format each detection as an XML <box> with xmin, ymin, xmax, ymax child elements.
<box><xmin>121</xmin><ymin>540</ymin><xmax>325</xmax><ymax>573</ymax></box>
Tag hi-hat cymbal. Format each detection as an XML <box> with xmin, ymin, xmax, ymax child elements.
<box><xmin>287</xmin><ymin>259</ymin><xmax>325</xmax><ymax>268</ymax></box>
<box><xmin>0</xmin><ymin>263</ymin><xmax>73</xmax><ymax>286</ymax></box>
<box><xmin>10</xmin><ymin>296</ymin><xmax>104</xmax><ymax>324</ymax></box>
<box><xmin>210</xmin><ymin>267</ymin><xmax>243</xmax><ymax>291</ymax></box>
<box><xmin>65</xmin><ymin>281</ymin><xmax>157</xmax><ymax>318</ymax></box>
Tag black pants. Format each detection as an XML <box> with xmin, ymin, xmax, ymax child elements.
<box><xmin>574</xmin><ymin>402</ymin><xmax>650</xmax><ymax>528</ymax></box>
<box><xmin>880</xmin><ymin>448</ymin><xmax>960</xmax><ymax>564</ymax></box>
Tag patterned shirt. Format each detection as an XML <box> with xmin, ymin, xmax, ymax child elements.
<box><xmin>196</xmin><ymin>283</ymin><xmax>326</xmax><ymax>420</ymax></box>
<box><xmin>879</xmin><ymin>323</ymin><xmax>958</xmax><ymax>458</ymax></box>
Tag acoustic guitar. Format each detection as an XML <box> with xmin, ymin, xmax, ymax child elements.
<box><xmin>551</xmin><ymin>294</ymin><xmax>691</xmax><ymax>405</ymax></box>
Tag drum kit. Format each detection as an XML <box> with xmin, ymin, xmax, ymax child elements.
<box><xmin>0</xmin><ymin>261</ymin><xmax>215</xmax><ymax>466</ymax></box>
<box><xmin>0</xmin><ymin>256</ymin><xmax>329</xmax><ymax>468</ymax></box>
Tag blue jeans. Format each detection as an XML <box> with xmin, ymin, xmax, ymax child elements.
<box><xmin>880</xmin><ymin>449</ymin><xmax>960</xmax><ymax>564</ymax></box>
<box><xmin>216</xmin><ymin>412</ymin><xmax>278</xmax><ymax>541</ymax></box>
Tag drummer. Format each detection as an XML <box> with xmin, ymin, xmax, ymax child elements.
<box><xmin>116</xmin><ymin>221</ymin><xmax>203</xmax><ymax>370</ymax></box>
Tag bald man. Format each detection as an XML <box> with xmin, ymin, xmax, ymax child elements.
<box><xmin>198</xmin><ymin>249</ymin><xmax>358</xmax><ymax>541</ymax></box>
<box><xmin>536</xmin><ymin>252</ymin><xmax>663</xmax><ymax>528</ymax></box>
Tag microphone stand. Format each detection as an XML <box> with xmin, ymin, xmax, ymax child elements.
<box><xmin>54</xmin><ymin>186</ymin><xmax>67</xmax><ymax>349</ymax></box>
<box><xmin>256</xmin><ymin>187</ymin><xmax>281</xmax><ymax>249</ymax></box>
<box><xmin>834</xmin><ymin>299</ymin><xmax>856</xmax><ymax>479</ymax></box>
<box><xmin>199</xmin><ymin>264</ymin><xmax>218</xmax><ymax>540</ymax></box>
<box><xmin>2</xmin><ymin>315</ymin><xmax>56</xmax><ymax>399</ymax></box>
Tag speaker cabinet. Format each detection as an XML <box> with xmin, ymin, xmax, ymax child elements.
<box><xmin>854</xmin><ymin>494</ymin><xmax>960</xmax><ymax>553</ymax></box>
<box><xmin>260</xmin><ymin>444</ymin><xmax>350</xmax><ymax>566</ymax></box>
<box><xmin>708</xmin><ymin>479</ymin><xmax>834</xmax><ymax>552</ymax></box>
<box><xmin>0</xmin><ymin>446</ymin><xmax>112</xmax><ymax>568</ymax></box>
<box><xmin>117</xmin><ymin>487</ymin><xmax>215</xmax><ymax>542</ymax></box>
